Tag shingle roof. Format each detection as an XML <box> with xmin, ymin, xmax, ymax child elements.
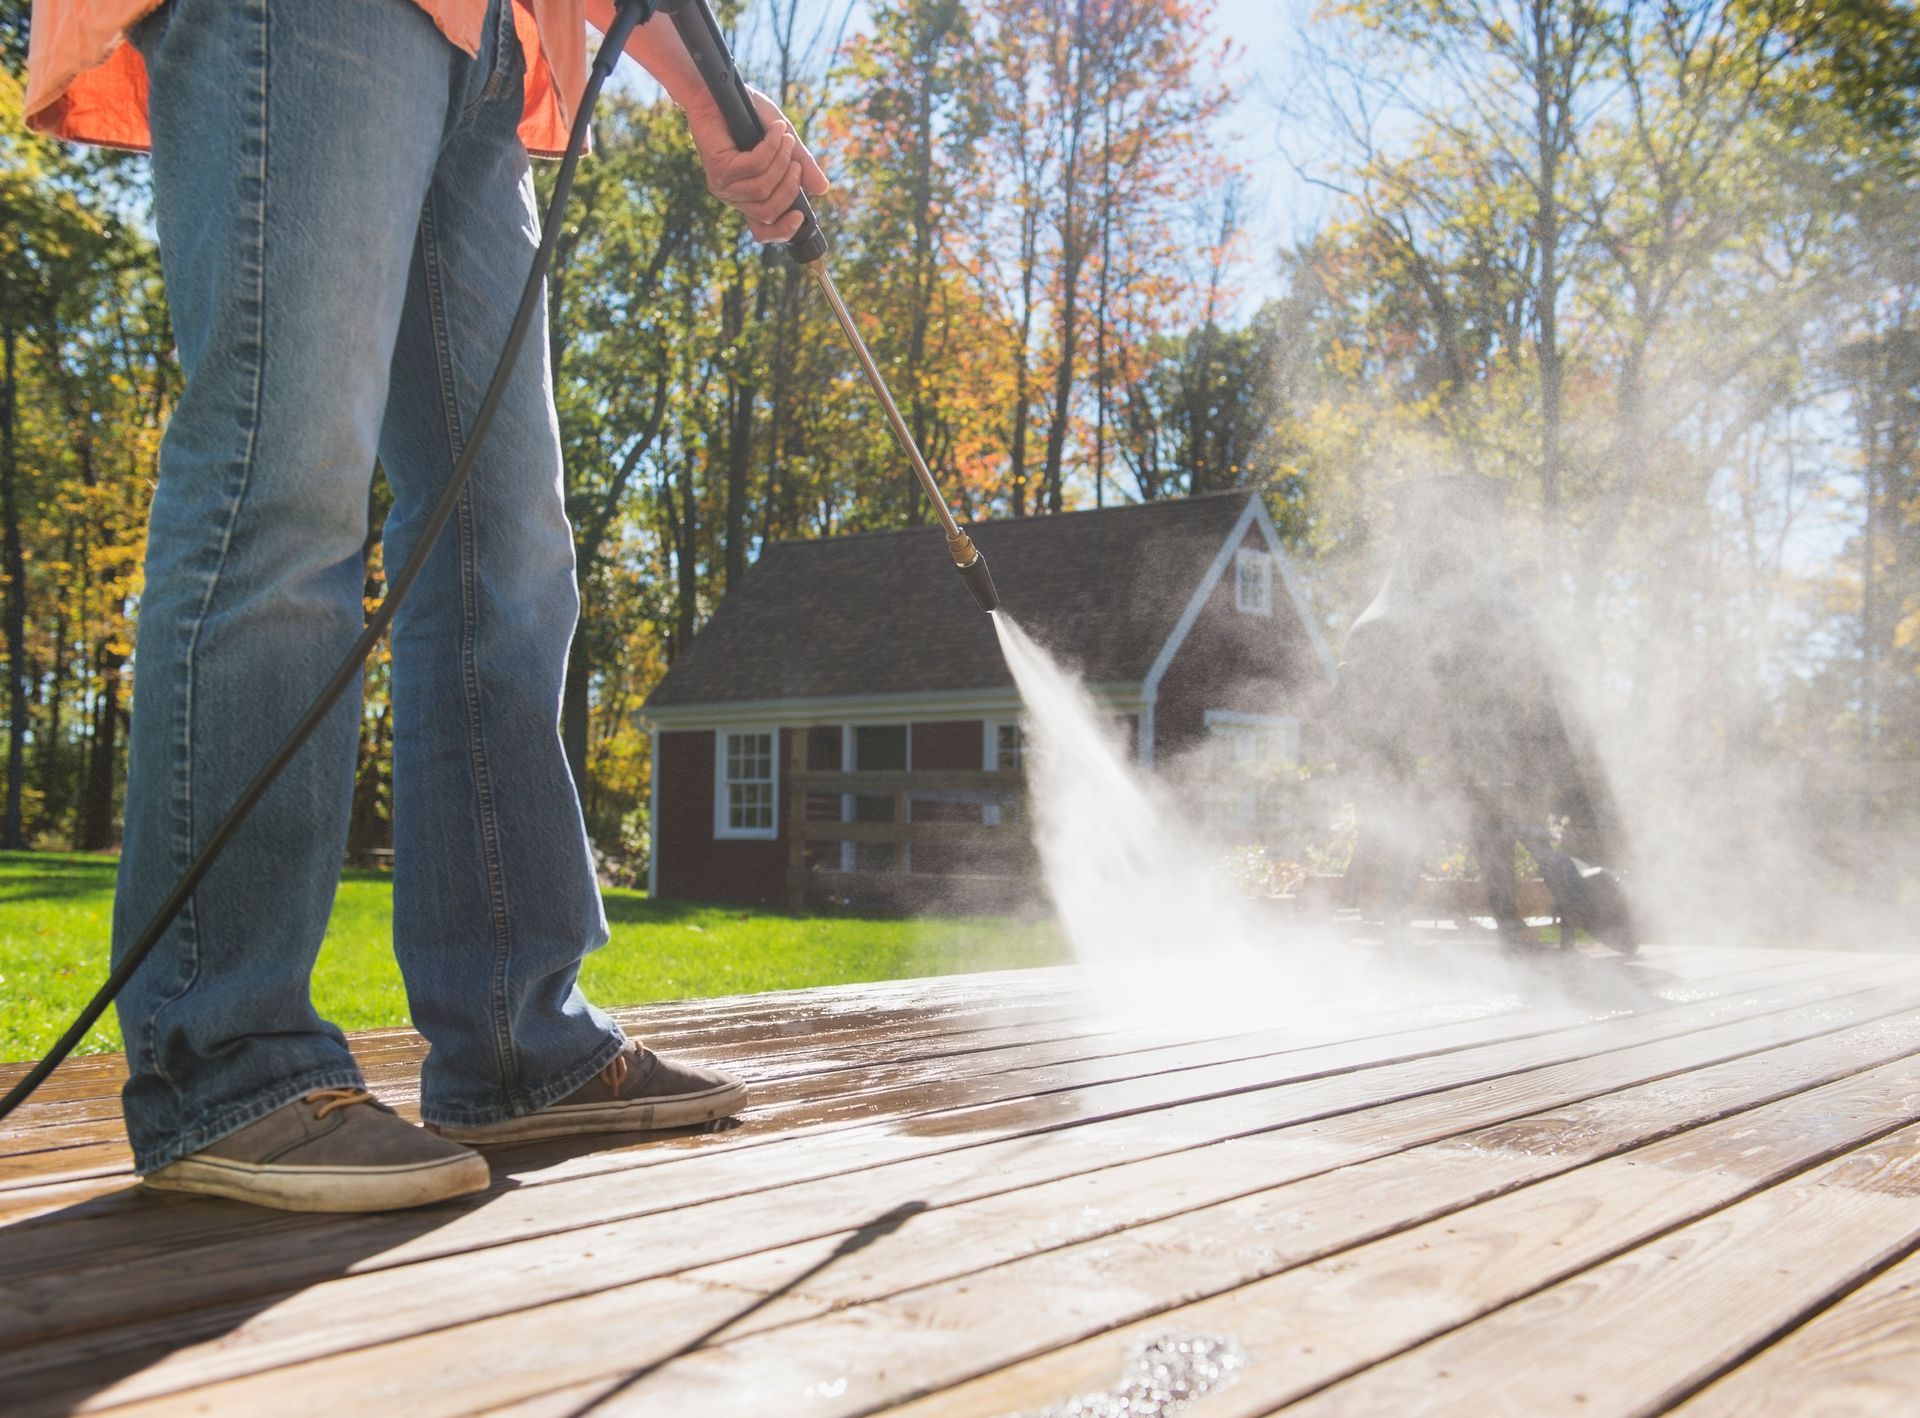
<box><xmin>645</xmin><ymin>493</ymin><xmax>1260</xmax><ymax>710</ymax></box>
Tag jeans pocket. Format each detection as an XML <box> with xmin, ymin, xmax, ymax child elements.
<box><xmin>461</xmin><ymin>0</ymin><xmax>527</xmax><ymax>123</ymax></box>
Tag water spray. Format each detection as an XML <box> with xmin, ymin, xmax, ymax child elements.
<box><xmin>660</xmin><ymin>0</ymin><xmax>999</xmax><ymax>613</ymax></box>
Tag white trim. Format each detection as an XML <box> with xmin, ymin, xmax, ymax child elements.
<box><xmin>840</xmin><ymin>724</ymin><xmax>855</xmax><ymax>872</ymax></box>
<box><xmin>1137</xmin><ymin>496</ymin><xmax>1338</xmax><ymax>764</ymax></box>
<box><xmin>647</xmin><ymin>726</ymin><xmax>660</xmax><ymax>898</ymax></box>
<box><xmin>713</xmin><ymin>727</ymin><xmax>780</xmax><ymax>840</ymax></box>
<box><xmin>1138</xmin><ymin>498</ymin><xmax>1259</xmax><ymax>763</ymax></box>
<box><xmin>982</xmin><ymin>719</ymin><xmax>1014</xmax><ymax>826</ymax></box>
<box><xmin>1251</xmin><ymin>498</ymin><xmax>1338</xmax><ymax>682</ymax></box>
<box><xmin>648</xmin><ymin>686</ymin><xmax>1032</xmax><ymax>730</ymax></box>
<box><xmin>983</xmin><ymin>718</ymin><xmax>1022</xmax><ymax>772</ymax></box>
<box><xmin>646</xmin><ymin>683</ymin><xmax>1147</xmax><ymax>730</ymax></box>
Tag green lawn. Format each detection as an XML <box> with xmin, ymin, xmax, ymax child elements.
<box><xmin>0</xmin><ymin>851</ymin><xmax>1064</xmax><ymax>1063</ymax></box>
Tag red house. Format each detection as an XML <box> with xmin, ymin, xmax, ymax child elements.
<box><xmin>642</xmin><ymin>492</ymin><xmax>1334</xmax><ymax>905</ymax></box>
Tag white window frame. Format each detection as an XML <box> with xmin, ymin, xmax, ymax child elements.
<box><xmin>713</xmin><ymin>727</ymin><xmax>780</xmax><ymax>840</ymax></box>
<box><xmin>1202</xmin><ymin>710</ymin><xmax>1300</xmax><ymax>831</ymax></box>
<box><xmin>1234</xmin><ymin>547</ymin><xmax>1274</xmax><ymax>617</ymax></box>
<box><xmin>983</xmin><ymin>719</ymin><xmax>1024</xmax><ymax>826</ymax></box>
<box><xmin>985</xmin><ymin>720</ymin><xmax>1022</xmax><ymax>773</ymax></box>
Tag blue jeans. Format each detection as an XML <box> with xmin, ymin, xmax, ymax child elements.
<box><xmin>118</xmin><ymin>0</ymin><xmax>626</xmax><ymax>1173</ymax></box>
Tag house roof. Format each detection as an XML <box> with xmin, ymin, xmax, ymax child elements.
<box><xmin>645</xmin><ymin>493</ymin><xmax>1282</xmax><ymax>712</ymax></box>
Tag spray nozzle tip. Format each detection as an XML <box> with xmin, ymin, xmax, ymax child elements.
<box><xmin>957</xmin><ymin>550</ymin><xmax>999</xmax><ymax>613</ymax></box>
<box><xmin>946</xmin><ymin>529</ymin><xmax>999</xmax><ymax>612</ymax></box>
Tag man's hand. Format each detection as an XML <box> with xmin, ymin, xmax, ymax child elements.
<box><xmin>682</xmin><ymin>88</ymin><xmax>830</xmax><ymax>244</ymax></box>
<box><xmin>593</xmin><ymin>2</ymin><xmax>830</xmax><ymax>242</ymax></box>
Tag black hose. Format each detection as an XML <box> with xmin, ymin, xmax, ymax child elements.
<box><xmin>0</xmin><ymin>0</ymin><xmax>655</xmax><ymax>1125</ymax></box>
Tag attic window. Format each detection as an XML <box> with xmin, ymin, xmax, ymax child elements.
<box><xmin>715</xmin><ymin>729</ymin><xmax>778</xmax><ymax>839</ymax></box>
<box><xmin>1235</xmin><ymin>548</ymin><xmax>1273</xmax><ymax>617</ymax></box>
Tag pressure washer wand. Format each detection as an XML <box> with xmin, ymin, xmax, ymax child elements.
<box><xmin>657</xmin><ymin>0</ymin><xmax>999</xmax><ymax>613</ymax></box>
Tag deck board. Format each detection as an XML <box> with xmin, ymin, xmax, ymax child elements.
<box><xmin>3</xmin><ymin>944</ymin><xmax>1918</xmax><ymax>1415</ymax></box>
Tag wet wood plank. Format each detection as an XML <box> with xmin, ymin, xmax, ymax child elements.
<box><xmin>1670</xmin><ymin>1247</ymin><xmax>1920</xmax><ymax>1416</ymax></box>
<box><xmin>4</xmin><ymin>955</ymin><xmax>1875</xmax><ymax>1341</ymax></box>
<box><xmin>15</xmin><ymin>986</ymin><xmax>1885</xmax><ymax>1408</ymax></box>
<box><xmin>3</xmin><ymin>945</ymin><xmax>1918</xmax><ymax>1417</ymax></box>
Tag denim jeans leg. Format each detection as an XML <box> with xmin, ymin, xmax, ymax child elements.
<box><xmin>377</xmin><ymin>18</ymin><xmax>625</xmax><ymax>1128</ymax></box>
<box><xmin>115</xmin><ymin>0</ymin><xmax>470</xmax><ymax>1172</ymax></box>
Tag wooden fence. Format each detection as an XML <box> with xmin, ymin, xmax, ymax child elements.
<box><xmin>779</xmin><ymin>742</ymin><xmax>1920</xmax><ymax>918</ymax></box>
<box><xmin>782</xmin><ymin>736</ymin><xmax>1032</xmax><ymax>911</ymax></box>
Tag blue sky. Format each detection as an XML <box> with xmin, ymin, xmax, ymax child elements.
<box><xmin>1210</xmin><ymin>0</ymin><xmax>1323</xmax><ymax>306</ymax></box>
<box><xmin>612</xmin><ymin>1</ymin><xmax>1327</xmax><ymax>312</ymax></box>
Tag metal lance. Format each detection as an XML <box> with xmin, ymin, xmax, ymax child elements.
<box><xmin>657</xmin><ymin>0</ymin><xmax>999</xmax><ymax>613</ymax></box>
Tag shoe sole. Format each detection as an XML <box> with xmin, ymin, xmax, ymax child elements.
<box><xmin>430</xmin><ymin>1079</ymin><xmax>749</xmax><ymax>1145</ymax></box>
<box><xmin>141</xmin><ymin>1150</ymin><xmax>491</xmax><ymax>1213</ymax></box>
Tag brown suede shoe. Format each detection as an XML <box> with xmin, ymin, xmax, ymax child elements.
<box><xmin>429</xmin><ymin>1041</ymin><xmax>747</xmax><ymax>1145</ymax></box>
<box><xmin>142</xmin><ymin>1088</ymin><xmax>490</xmax><ymax>1213</ymax></box>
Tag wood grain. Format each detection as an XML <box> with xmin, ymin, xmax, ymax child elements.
<box><xmin>1670</xmin><ymin>1245</ymin><xmax>1920</xmax><ymax>1417</ymax></box>
<box><xmin>24</xmin><ymin>971</ymin><xmax>1920</xmax><ymax>1413</ymax></box>
<box><xmin>2</xmin><ymin>946</ymin><xmax>1915</xmax><ymax>1418</ymax></box>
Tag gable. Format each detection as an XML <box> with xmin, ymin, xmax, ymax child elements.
<box><xmin>646</xmin><ymin>494</ymin><xmax>1328</xmax><ymax>714</ymax></box>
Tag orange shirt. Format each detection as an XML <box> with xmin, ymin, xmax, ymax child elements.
<box><xmin>25</xmin><ymin>0</ymin><xmax>590</xmax><ymax>158</ymax></box>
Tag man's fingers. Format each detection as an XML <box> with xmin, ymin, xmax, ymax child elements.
<box><xmin>747</xmin><ymin>164</ymin><xmax>804</xmax><ymax>223</ymax></box>
<box><xmin>748</xmin><ymin>90</ymin><xmax>829</xmax><ymax>197</ymax></box>
<box><xmin>748</xmin><ymin>209</ymin><xmax>805</xmax><ymax>244</ymax></box>
<box><xmin>689</xmin><ymin>86</ymin><xmax>830</xmax><ymax>238</ymax></box>
<box><xmin>714</xmin><ymin>129</ymin><xmax>795</xmax><ymax>206</ymax></box>
<box><xmin>799</xmin><ymin>155</ymin><xmax>829</xmax><ymax>197</ymax></box>
<box><xmin>735</xmin><ymin>132</ymin><xmax>797</xmax><ymax>205</ymax></box>
<box><xmin>730</xmin><ymin>164</ymin><xmax>803</xmax><ymax>229</ymax></box>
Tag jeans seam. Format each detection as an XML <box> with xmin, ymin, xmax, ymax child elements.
<box><xmin>418</xmin><ymin>188</ymin><xmax>521</xmax><ymax>1108</ymax></box>
<box><xmin>142</xmin><ymin>0</ymin><xmax>274</xmax><ymax>1104</ymax></box>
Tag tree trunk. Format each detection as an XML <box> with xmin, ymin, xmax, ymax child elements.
<box><xmin>1</xmin><ymin>317</ymin><xmax>25</xmax><ymax>849</ymax></box>
<box><xmin>1532</xmin><ymin>0</ymin><xmax>1566</xmax><ymax>562</ymax></box>
<box><xmin>41</xmin><ymin>577</ymin><xmax>68</xmax><ymax>834</ymax></box>
<box><xmin>1009</xmin><ymin>219</ymin><xmax>1036</xmax><ymax>516</ymax></box>
<box><xmin>722</xmin><ymin>271</ymin><xmax>755</xmax><ymax>586</ymax></box>
<box><xmin>78</xmin><ymin>645</ymin><xmax>120</xmax><ymax>850</ymax></box>
<box><xmin>671</xmin><ymin>454</ymin><xmax>700</xmax><ymax>655</ymax></box>
<box><xmin>346</xmin><ymin>701</ymin><xmax>392</xmax><ymax>856</ymax></box>
<box><xmin>1040</xmin><ymin>0</ymin><xmax>1093</xmax><ymax>514</ymax></box>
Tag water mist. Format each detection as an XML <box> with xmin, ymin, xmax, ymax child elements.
<box><xmin>987</xmin><ymin>611</ymin><xmax>1582</xmax><ymax>1035</ymax></box>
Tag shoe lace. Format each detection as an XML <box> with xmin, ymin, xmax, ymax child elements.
<box><xmin>597</xmin><ymin>1045</ymin><xmax>637</xmax><ymax>1092</ymax></box>
<box><xmin>305</xmin><ymin>1087</ymin><xmax>377</xmax><ymax>1120</ymax></box>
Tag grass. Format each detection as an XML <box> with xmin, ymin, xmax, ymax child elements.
<box><xmin>0</xmin><ymin>851</ymin><xmax>1066</xmax><ymax>1063</ymax></box>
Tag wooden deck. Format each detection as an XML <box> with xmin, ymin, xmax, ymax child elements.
<box><xmin>5</xmin><ymin>942</ymin><xmax>1920</xmax><ymax>1415</ymax></box>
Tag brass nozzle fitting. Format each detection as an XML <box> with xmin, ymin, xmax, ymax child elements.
<box><xmin>946</xmin><ymin>527</ymin><xmax>999</xmax><ymax>612</ymax></box>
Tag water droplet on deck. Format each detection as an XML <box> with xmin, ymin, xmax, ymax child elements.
<box><xmin>1026</xmin><ymin>1333</ymin><xmax>1245</xmax><ymax>1418</ymax></box>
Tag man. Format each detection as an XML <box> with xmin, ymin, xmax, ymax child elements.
<box><xmin>23</xmin><ymin>0</ymin><xmax>828</xmax><ymax>1212</ymax></box>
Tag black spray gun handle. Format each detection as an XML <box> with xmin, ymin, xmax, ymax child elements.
<box><xmin>655</xmin><ymin>0</ymin><xmax>830</xmax><ymax>264</ymax></box>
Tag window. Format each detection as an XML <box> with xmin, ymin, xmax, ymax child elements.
<box><xmin>994</xmin><ymin>723</ymin><xmax>1022</xmax><ymax>773</ymax></box>
<box><xmin>1203</xmin><ymin>712</ymin><xmax>1300</xmax><ymax>832</ymax></box>
<box><xmin>715</xmin><ymin>729</ymin><xmax>778</xmax><ymax>839</ymax></box>
<box><xmin>1235</xmin><ymin>548</ymin><xmax>1273</xmax><ymax>617</ymax></box>
<box><xmin>854</xmin><ymin>724</ymin><xmax>908</xmax><ymax>771</ymax></box>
